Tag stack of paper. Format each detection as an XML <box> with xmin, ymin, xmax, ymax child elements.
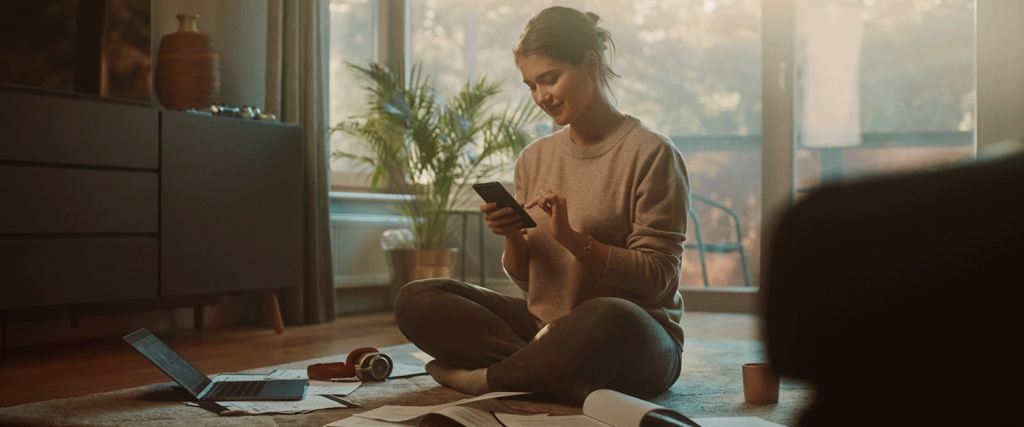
<box><xmin>323</xmin><ymin>390</ymin><xmax>790</xmax><ymax>427</ymax></box>
<box><xmin>208</xmin><ymin>395</ymin><xmax>359</xmax><ymax>415</ymax></box>
<box><xmin>191</xmin><ymin>357</ymin><xmax>429</xmax><ymax>416</ymax></box>
<box><xmin>266</xmin><ymin>363</ymin><xmax>427</xmax><ymax>381</ymax></box>
<box><xmin>327</xmin><ymin>392</ymin><xmax>539</xmax><ymax>427</ymax></box>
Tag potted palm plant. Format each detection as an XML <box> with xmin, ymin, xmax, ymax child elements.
<box><xmin>331</xmin><ymin>62</ymin><xmax>540</xmax><ymax>297</ymax></box>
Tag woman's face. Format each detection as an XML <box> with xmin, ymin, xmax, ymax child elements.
<box><xmin>518</xmin><ymin>53</ymin><xmax>596</xmax><ymax>126</ymax></box>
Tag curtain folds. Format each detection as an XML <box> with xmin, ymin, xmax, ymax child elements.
<box><xmin>266</xmin><ymin>0</ymin><xmax>335</xmax><ymax>325</ymax></box>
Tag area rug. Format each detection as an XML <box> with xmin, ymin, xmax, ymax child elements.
<box><xmin>0</xmin><ymin>339</ymin><xmax>812</xmax><ymax>427</ymax></box>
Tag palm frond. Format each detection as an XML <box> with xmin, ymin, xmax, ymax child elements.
<box><xmin>330</xmin><ymin>60</ymin><xmax>541</xmax><ymax>250</ymax></box>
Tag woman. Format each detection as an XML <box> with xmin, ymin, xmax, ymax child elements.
<box><xmin>395</xmin><ymin>6</ymin><xmax>689</xmax><ymax>402</ymax></box>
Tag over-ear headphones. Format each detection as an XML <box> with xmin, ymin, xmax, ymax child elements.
<box><xmin>307</xmin><ymin>347</ymin><xmax>394</xmax><ymax>381</ymax></box>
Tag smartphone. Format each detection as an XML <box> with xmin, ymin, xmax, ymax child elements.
<box><xmin>472</xmin><ymin>182</ymin><xmax>537</xmax><ymax>229</ymax></box>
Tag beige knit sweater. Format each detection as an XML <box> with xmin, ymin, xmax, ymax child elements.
<box><xmin>504</xmin><ymin>115</ymin><xmax>690</xmax><ymax>347</ymax></box>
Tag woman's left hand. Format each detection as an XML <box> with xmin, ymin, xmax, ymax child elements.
<box><xmin>525</xmin><ymin>189</ymin><xmax>574</xmax><ymax>243</ymax></box>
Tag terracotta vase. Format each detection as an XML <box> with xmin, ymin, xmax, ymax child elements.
<box><xmin>155</xmin><ymin>13</ymin><xmax>220</xmax><ymax>110</ymax></box>
<box><xmin>386</xmin><ymin>248</ymin><xmax>459</xmax><ymax>308</ymax></box>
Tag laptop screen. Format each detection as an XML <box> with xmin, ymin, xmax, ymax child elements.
<box><xmin>123</xmin><ymin>328</ymin><xmax>212</xmax><ymax>398</ymax></box>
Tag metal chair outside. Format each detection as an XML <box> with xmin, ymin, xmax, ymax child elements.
<box><xmin>684</xmin><ymin>194</ymin><xmax>752</xmax><ymax>288</ymax></box>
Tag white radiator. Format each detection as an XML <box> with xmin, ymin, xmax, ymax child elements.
<box><xmin>329</xmin><ymin>214</ymin><xmax>410</xmax><ymax>288</ymax></box>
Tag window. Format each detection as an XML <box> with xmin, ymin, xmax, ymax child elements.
<box><xmin>409</xmin><ymin>0</ymin><xmax>764</xmax><ymax>288</ymax></box>
<box><xmin>794</xmin><ymin>0</ymin><xmax>975</xmax><ymax>187</ymax></box>
<box><xmin>327</xmin><ymin>0</ymin><xmax>376</xmax><ymax>187</ymax></box>
<box><xmin>588</xmin><ymin>0</ymin><xmax>763</xmax><ymax>289</ymax></box>
<box><xmin>326</xmin><ymin>0</ymin><xmax>977</xmax><ymax>291</ymax></box>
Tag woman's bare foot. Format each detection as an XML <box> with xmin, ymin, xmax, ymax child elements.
<box><xmin>425</xmin><ymin>360</ymin><xmax>491</xmax><ymax>395</ymax></box>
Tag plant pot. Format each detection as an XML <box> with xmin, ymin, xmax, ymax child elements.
<box><xmin>386</xmin><ymin>248</ymin><xmax>458</xmax><ymax>308</ymax></box>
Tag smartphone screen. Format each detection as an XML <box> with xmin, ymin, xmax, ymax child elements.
<box><xmin>472</xmin><ymin>182</ymin><xmax>537</xmax><ymax>229</ymax></box>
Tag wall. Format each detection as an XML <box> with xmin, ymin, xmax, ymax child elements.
<box><xmin>976</xmin><ymin>0</ymin><xmax>1024</xmax><ymax>152</ymax></box>
<box><xmin>152</xmin><ymin>0</ymin><xmax>268</xmax><ymax>109</ymax></box>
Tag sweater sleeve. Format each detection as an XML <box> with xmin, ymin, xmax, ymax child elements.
<box><xmin>599</xmin><ymin>143</ymin><xmax>689</xmax><ymax>301</ymax></box>
<box><xmin>503</xmin><ymin>157</ymin><xmax>530</xmax><ymax>293</ymax></box>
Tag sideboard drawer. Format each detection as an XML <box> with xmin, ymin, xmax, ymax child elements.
<box><xmin>0</xmin><ymin>165</ymin><xmax>157</xmax><ymax>234</ymax></box>
<box><xmin>0</xmin><ymin>238</ymin><xmax>158</xmax><ymax>309</ymax></box>
<box><xmin>0</xmin><ymin>90</ymin><xmax>158</xmax><ymax>169</ymax></box>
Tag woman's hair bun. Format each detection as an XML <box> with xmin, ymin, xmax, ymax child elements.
<box><xmin>585</xmin><ymin>11</ymin><xmax>601</xmax><ymax>25</ymax></box>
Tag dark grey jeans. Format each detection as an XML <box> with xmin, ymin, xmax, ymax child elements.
<box><xmin>394</xmin><ymin>279</ymin><xmax>682</xmax><ymax>401</ymax></box>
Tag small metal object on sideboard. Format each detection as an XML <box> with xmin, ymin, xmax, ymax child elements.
<box><xmin>183</xmin><ymin>104</ymin><xmax>278</xmax><ymax>121</ymax></box>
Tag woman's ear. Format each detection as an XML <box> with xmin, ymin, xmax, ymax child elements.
<box><xmin>583</xmin><ymin>51</ymin><xmax>600</xmax><ymax>78</ymax></box>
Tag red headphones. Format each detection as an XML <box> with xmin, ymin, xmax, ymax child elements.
<box><xmin>307</xmin><ymin>347</ymin><xmax>394</xmax><ymax>381</ymax></box>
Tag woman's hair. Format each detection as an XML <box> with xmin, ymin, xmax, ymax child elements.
<box><xmin>513</xmin><ymin>6</ymin><xmax>620</xmax><ymax>94</ymax></box>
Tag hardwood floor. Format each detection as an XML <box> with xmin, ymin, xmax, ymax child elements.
<box><xmin>0</xmin><ymin>310</ymin><xmax>757</xmax><ymax>408</ymax></box>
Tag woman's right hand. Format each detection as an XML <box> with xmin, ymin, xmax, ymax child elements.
<box><xmin>481</xmin><ymin>203</ymin><xmax>524</xmax><ymax>236</ymax></box>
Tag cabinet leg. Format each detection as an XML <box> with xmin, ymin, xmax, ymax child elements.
<box><xmin>265</xmin><ymin>292</ymin><xmax>285</xmax><ymax>335</ymax></box>
<box><xmin>194</xmin><ymin>305</ymin><xmax>205</xmax><ymax>331</ymax></box>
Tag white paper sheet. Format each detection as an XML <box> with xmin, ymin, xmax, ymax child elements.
<box><xmin>210</xmin><ymin>374</ymin><xmax>271</xmax><ymax>382</ymax></box>
<box><xmin>409</xmin><ymin>351</ymin><xmax>434</xmax><ymax>364</ymax></box>
<box><xmin>353</xmin><ymin>391</ymin><xmax>530</xmax><ymax>422</ymax></box>
<box><xmin>494</xmin><ymin>414</ymin><xmax>786</xmax><ymax>427</ymax></box>
<box><xmin>266</xmin><ymin>369</ymin><xmax>309</xmax><ymax>380</ymax></box>
<box><xmin>496</xmin><ymin>413</ymin><xmax>610</xmax><ymax>427</ymax></box>
<box><xmin>422</xmin><ymin>401</ymin><xmax>508</xmax><ymax>427</ymax></box>
<box><xmin>216</xmin><ymin>395</ymin><xmax>351</xmax><ymax>415</ymax></box>
<box><xmin>583</xmin><ymin>389</ymin><xmax>662</xmax><ymax>427</ymax></box>
<box><xmin>689</xmin><ymin>417</ymin><xmax>788</xmax><ymax>427</ymax></box>
<box><xmin>307</xmin><ymin>380</ymin><xmax>362</xmax><ymax>396</ymax></box>
<box><xmin>327</xmin><ymin>416</ymin><xmax>419</xmax><ymax>426</ymax></box>
<box><xmin>389</xmin><ymin>363</ymin><xmax>427</xmax><ymax>378</ymax></box>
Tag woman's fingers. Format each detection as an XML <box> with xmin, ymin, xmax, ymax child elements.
<box><xmin>483</xmin><ymin>206</ymin><xmax>514</xmax><ymax>221</ymax></box>
<box><xmin>481</xmin><ymin>203</ymin><xmax>525</xmax><ymax>236</ymax></box>
<box><xmin>492</xmin><ymin>221</ymin><xmax>524</xmax><ymax>235</ymax></box>
<box><xmin>490</xmin><ymin>212</ymin><xmax>522</xmax><ymax>228</ymax></box>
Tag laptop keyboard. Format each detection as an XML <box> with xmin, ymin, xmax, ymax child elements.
<box><xmin>207</xmin><ymin>381</ymin><xmax>266</xmax><ymax>399</ymax></box>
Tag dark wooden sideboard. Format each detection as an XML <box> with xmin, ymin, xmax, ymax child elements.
<box><xmin>0</xmin><ymin>89</ymin><xmax>303</xmax><ymax>348</ymax></box>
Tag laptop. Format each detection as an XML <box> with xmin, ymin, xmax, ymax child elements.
<box><xmin>123</xmin><ymin>328</ymin><xmax>307</xmax><ymax>401</ymax></box>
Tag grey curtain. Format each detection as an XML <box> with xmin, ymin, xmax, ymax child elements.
<box><xmin>266</xmin><ymin>0</ymin><xmax>335</xmax><ymax>324</ymax></box>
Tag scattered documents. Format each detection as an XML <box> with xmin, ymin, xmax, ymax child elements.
<box><xmin>329</xmin><ymin>417</ymin><xmax>418</xmax><ymax>427</ymax></box>
<box><xmin>187</xmin><ymin>395</ymin><xmax>359</xmax><ymax>415</ymax></box>
<box><xmin>217</xmin><ymin>395</ymin><xmax>358</xmax><ymax>415</ymax></box>
<box><xmin>495</xmin><ymin>414</ymin><xmax>608</xmax><ymax>427</ymax></box>
<box><xmin>266</xmin><ymin>369</ymin><xmax>309</xmax><ymax>380</ymax></box>
<box><xmin>307</xmin><ymin>380</ymin><xmax>362</xmax><ymax>396</ymax></box>
<box><xmin>334</xmin><ymin>389</ymin><xmax>709</xmax><ymax>427</ymax></box>
<box><xmin>350</xmin><ymin>391</ymin><xmax>530</xmax><ymax>423</ymax></box>
<box><xmin>267</xmin><ymin>362</ymin><xmax>426</xmax><ymax>381</ymax></box>
<box><xmin>689</xmin><ymin>417</ymin><xmax>787</xmax><ymax>427</ymax></box>
<box><xmin>210</xmin><ymin>374</ymin><xmax>272</xmax><ymax>382</ymax></box>
<box><xmin>409</xmin><ymin>352</ymin><xmax>434</xmax><ymax>364</ymax></box>
<box><xmin>389</xmin><ymin>363</ymin><xmax>428</xmax><ymax>379</ymax></box>
<box><xmin>328</xmin><ymin>399</ymin><xmax>537</xmax><ymax>427</ymax></box>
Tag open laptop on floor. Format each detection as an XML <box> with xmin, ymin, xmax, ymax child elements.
<box><xmin>123</xmin><ymin>328</ymin><xmax>307</xmax><ymax>401</ymax></box>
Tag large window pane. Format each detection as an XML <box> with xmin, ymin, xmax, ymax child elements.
<box><xmin>411</xmin><ymin>0</ymin><xmax>552</xmax><ymax>112</ymax></box>
<box><xmin>328</xmin><ymin>0</ymin><xmax>376</xmax><ymax>174</ymax></box>
<box><xmin>589</xmin><ymin>0</ymin><xmax>762</xmax><ymax>289</ymax></box>
<box><xmin>795</xmin><ymin>0</ymin><xmax>976</xmax><ymax>188</ymax></box>
<box><xmin>411</xmin><ymin>1</ymin><xmax>764</xmax><ymax>289</ymax></box>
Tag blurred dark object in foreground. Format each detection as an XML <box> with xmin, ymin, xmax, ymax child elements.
<box><xmin>764</xmin><ymin>151</ymin><xmax>1024</xmax><ymax>427</ymax></box>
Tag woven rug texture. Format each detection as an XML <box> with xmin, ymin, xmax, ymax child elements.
<box><xmin>0</xmin><ymin>338</ymin><xmax>811</xmax><ymax>427</ymax></box>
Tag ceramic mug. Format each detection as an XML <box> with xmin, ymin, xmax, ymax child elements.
<box><xmin>742</xmin><ymin>362</ymin><xmax>780</xmax><ymax>404</ymax></box>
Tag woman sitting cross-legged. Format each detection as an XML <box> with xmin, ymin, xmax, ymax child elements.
<box><xmin>394</xmin><ymin>5</ymin><xmax>690</xmax><ymax>403</ymax></box>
